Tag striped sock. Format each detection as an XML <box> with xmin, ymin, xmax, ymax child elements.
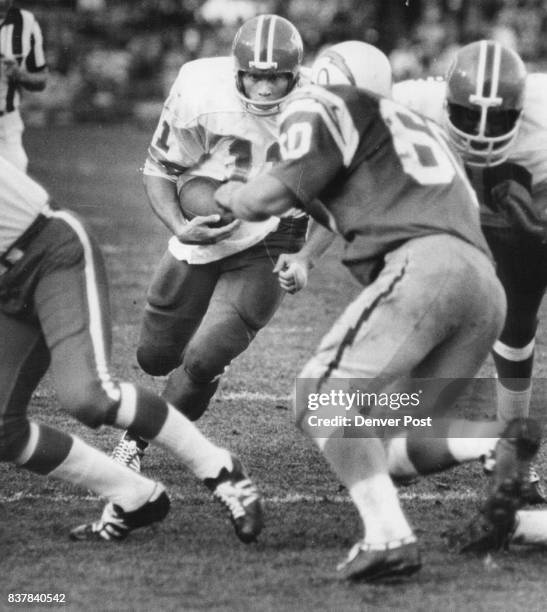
<box><xmin>15</xmin><ymin>422</ymin><xmax>157</xmax><ymax>512</ymax></box>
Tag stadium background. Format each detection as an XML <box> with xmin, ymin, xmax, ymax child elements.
<box><xmin>4</xmin><ymin>1</ymin><xmax>547</xmax><ymax>610</ymax></box>
<box><xmin>17</xmin><ymin>0</ymin><xmax>547</xmax><ymax>125</ymax></box>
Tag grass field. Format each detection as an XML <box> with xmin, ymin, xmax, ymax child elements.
<box><xmin>2</xmin><ymin>123</ymin><xmax>547</xmax><ymax>611</ymax></box>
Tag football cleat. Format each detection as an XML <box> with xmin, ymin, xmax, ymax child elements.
<box><xmin>337</xmin><ymin>536</ymin><xmax>421</xmax><ymax>582</ymax></box>
<box><xmin>520</xmin><ymin>467</ymin><xmax>547</xmax><ymax>505</ymax></box>
<box><xmin>451</xmin><ymin>418</ymin><xmax>542</xmax><ymax>553</ymax></box>
<box><xmin>69</xmin><ymin>483</ymin><xmax>170</xmax><ymax>542</ymax></box>
<box><xmin>111</xmin><ymin>431</ymin><xmax>148</xmax><ymax>473</ymax></box>
<box><xmin>203</xmin><ymin>456</ymin><xmax>263</xmax><ymax>543</ymax></box>
<box><xmin>482</xmin><ymin>418</ymin><xmax>542</xmax><ymax>503</ymax></box>
<box><xmin>489</xmin><ymin>418</ymin><xmax>542</xmax><ymax>499</ymax></box>
<box><xmin>444</xmin><ymin>479</ymin><xmax>520</xmax><ymax>553</ymax></box>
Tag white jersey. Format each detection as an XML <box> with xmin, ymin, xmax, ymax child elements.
<box><xmin>0</xmin><ymin>155</ymin><xmax>50</xmax><ymax>254</ymax></box>
<box><xmin>393</xmin><ymin>74</ymin><xmax>547</xmax><ymax>226</ymax></box>
<box><xmin>144</xmin><ymin>56</ymin><xmax>302</xmax><ymax>264</ymax></box>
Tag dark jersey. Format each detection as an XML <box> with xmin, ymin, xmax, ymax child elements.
<box><xmin>270</xmin><ymin>84</ymin><xmax>490</xmax><ymax>273</ymax></box>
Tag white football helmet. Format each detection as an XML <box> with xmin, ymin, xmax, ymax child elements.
<box><xmin>311</xmin><ymin>41</ymin><xmax>392</xmax><ymax>98</ymax></box>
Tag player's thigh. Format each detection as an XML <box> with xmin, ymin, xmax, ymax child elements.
<box><xmin>141</xmin><ymin>251</ymin><xmax>218</xmax><ymax>347</ymax></box>
<box><xmin>215</xmin><ymin>247</ymin><xmax>286</xmax><ymax>330</ymax></box>
<box><xmin>303</xmin><ymin>235</ymin><xmax>504</xmax><ymax>382</ymax></box>
<box><xmin>0</xmin><ymin>310</ymin><xmax>49</xmax><ymax>459</ymax></box>
<box><xmin>484</xmin><ymin>225</ymin><xmax>547</xmax><ymax>343</ymax></box>
<box><xmin>182</xmin><ymin>254</ymin><xmax>284</xmax><ymax>375</ymax></box>
<box><xmin>33</xmin><ymin>226</ymin><xmax>118</xmax><ymax>425</ymax></box>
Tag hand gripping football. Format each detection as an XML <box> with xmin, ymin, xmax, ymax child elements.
<box><xmin>177</xmin><ymin>176</ymin><xmax>231</xmax><ymax>227</ymax></box>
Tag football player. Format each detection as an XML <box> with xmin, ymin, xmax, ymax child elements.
<box><xmin>392</xmin><ymin>40</ymin><xmax>547</xmax><ymax>504</ymax></box>
<box><xmin>0</xmin><ymin>155</ymin><xmax>262</xmax><ymax>543</ymax></box>
<box><xmin>112</xmin><ymin>14</ymin><xmax>333</xmax><ymax>468</ymax></box>
<box><xmin>215</xmin><ymin>41</ymin><xmax>542</xmax><ymax>581</ymax></box>
<box><xmin>0</xmin><ymin>0</ymin><xmax>48</xmax><ymax>171</ymax></box>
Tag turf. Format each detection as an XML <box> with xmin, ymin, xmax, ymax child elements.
<box><xmin>1</xmin><ymin>123</ymin><xmax>546</xmax><ymax>611</ymax></box>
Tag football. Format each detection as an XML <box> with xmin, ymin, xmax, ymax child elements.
<box><xmin>177</xmin><ymin>176</ymin><xmax>231</xmax><ymax>227</ymax></box>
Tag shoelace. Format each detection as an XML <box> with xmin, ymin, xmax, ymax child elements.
<box><xmin>214</xmin><ymin>479</ymin><xmax>258</xmax><ymax>519</ymax></box>
<box><xmin>112</xmin><ymin>439</ymin><xmax>140</xmax><ymax>466</ymax></box>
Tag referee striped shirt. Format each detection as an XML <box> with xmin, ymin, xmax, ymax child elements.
<box><xmin>0</xmin><ymin>6</ymin><xmax>46</xmax><ymax>114</ymax></box>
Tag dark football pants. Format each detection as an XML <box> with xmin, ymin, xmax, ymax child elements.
<box><xmin>137</xmin><ymin>217</ymin><xmax>307</xmax><ymax>420</ymax></box>
<box><xmin>483</xmin><ymin>225</ymin><xmax>547</xmax><ymax>385</ymax></box>
<box><xmin>0</xmin><ymin>211</ymin><xmax>119</xmax><ymax>463</ymax></box>
<box><xmin>484</xmin><ymin>225</ymin><xmax>547</xmax><ymax>347</ymax></box>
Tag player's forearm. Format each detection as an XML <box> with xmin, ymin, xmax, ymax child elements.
<box><xmin>298</xmin><ymin>218</ymin><xmax>336</xmax><ymax>268</ymax></box>
<box><xmin>143</xmin><ymin>173</ymin><xmax>187</xmax><ymax>235</ymax></box>
<box><xmin>217</xmin><ymin>175</ymin><xmax>297</xmax><ymax>221</ymax></box>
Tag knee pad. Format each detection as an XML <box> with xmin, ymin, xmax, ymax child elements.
<box><xmin>0</xmin><ymin>416</ymin><xmax>30</xmax><ymax>462</ymax></box>
<box><xmin>62</xmin><ymin>380</ymin><xmax>120</xmax><ymax>429</ymax></box>
<box><xmin>137</xmin><ymin>344</ymin><xmax>181</xmax><ymax>376</ymax></box>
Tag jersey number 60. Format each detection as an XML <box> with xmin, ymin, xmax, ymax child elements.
<box><xmin>380</xmin><ymin>99</ymin><xmax>457</xmax><ymax>186</ymax></box>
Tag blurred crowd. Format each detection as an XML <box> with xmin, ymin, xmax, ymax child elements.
<box><xmin>17</xmin><ymin>0</ymin><xmax>547</xmax><ymax>124</ymax></box>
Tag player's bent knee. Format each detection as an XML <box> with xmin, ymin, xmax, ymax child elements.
<box><xmin>136</xmin><ymin>344</ymin><xmax>181</xmax><ymax>376</ymax></box>
<box><xmin>0</xmin><ymin>416</ymin><xmax>30</xmax><ymax>462</ymax></box>
<box><xmin>61</xmin><ymin>380</ymin><xmax>120</xmax><ymax>429</ymax></box>
<box><xmin>184</xmin><ymin>346</ymin><xmax>226</xmax><ymax>383</ymax></box>
<box><xmin>163</xmin><ymin>366</ymin><xmax>220</xmax><ymax>421</ymax></box>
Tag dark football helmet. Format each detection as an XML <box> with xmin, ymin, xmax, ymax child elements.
<box><xmin>232</xmin><ymin>14</ymin><xmax>303</xmax><ymax>115</ymax></box>
<box><xmin>444</xmin><ymin>40</ymin><xmax>527</xmax><ymax>167</ymax></box>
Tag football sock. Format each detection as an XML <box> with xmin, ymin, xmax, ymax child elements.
<box><xmin>385</xmin><ymin>419</ymin><xmax>504</xmax><ymax>478</ymax></box>
<box><xmin>492</xmin><ymin>339</ymin><xmax>534</xmax><ymax>422</ymax></box>
<box><xmin>15</xmin><ymin>422</ymin><xmax>157</xmax><ymax>512</ymax></box>
<box><xmin>318</xmin><ymin>434</ymin><xmax>413</xmax><ymax>543</ymax></box>
<box><xmin>115</xmin><ymin>383</ymin><xmax>232</xmax><ymax>480</ymax></box>
<box><xmin>495</xmin><ymin>380</ymin><xmax>532</xmax><ymax>423</ymax></box>
<box><xmin>349</xmin><ymin>475</ymin><xmax>414</xmax><ymax>544</ymax></box>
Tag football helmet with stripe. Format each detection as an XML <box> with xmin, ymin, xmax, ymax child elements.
<box><xmin>232</xmin><ymin>14</ymin><xmax>303</xmax><ymax>115</ymax></box>
<box><xmin>445</xmin><ymin>40</ymin><xmax>527</xmax><ymax>167</ymax></box>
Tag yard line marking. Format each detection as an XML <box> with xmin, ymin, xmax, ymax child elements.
<box><xmin>0</xmin><ymin>490</ymin><xmax>479</xmax><ymax>504</ymax></box>
<box><xmin>217</xmin><ymin>392</ymin><xmax>291</xmax><ymax>402</ymax></box>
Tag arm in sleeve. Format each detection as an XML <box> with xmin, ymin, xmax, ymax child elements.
<box><xmin>144</xmin><ymin>73</ymin><xmax>207</xmax><ymax>181</ymax></box>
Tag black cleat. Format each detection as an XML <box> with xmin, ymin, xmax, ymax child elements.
<box><xmin>445</xmin><ymin>479</ymin><xmax>519</xmax><ymax>554</ymax></box>
<box><xmin>204</xmin><ymin>456</ymin><xmax>263</xmax><ymax>543</ymax></box>
<box><xmin>337</xmin><ymin>536</ymin><xmax>421</xmax><ymax>582</ymax></box>
<box><xmin>482</xmin><ymin>418</ymin><xmax>542</xmax><ymax>506</ymax></box>
<box><xmin>449</xmin><ymin>418</ymin><xmax>542</xmax><ymax>554</ymax></box>
<box><xmin>69</xmin><ymin>484</ymin><xmax>170</xmax><ymax>541</ymax></box>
